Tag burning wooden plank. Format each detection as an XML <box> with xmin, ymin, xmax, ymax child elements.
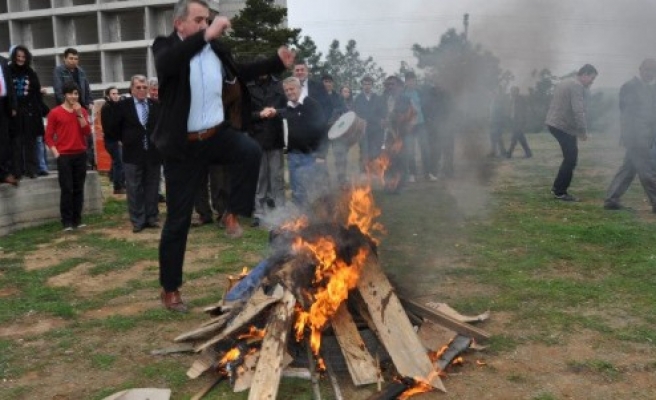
<box><xmin>194</xmin><ymin>285</ymin><xmax>284</xmax><ymax>352</ymax></box>
<box><xmin>356</xmin><ymin>255</ymin><xmax>446</xmax><ymax>392</ymax></box>
<box><xmin>248</xmin><ymin>289</ymin><xmax>296</xmax><ymax>400</ymax></box>
<box><xmin>330</xmin><ymin>302</ymin><xmax>379</xmax><ymax>386</ymax></box>
<box><xmin>399</xmin><ymin>297</ymin><xmax>491</xmax><ymax>342</ymax></box>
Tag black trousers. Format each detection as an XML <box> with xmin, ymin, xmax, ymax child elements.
<box><xmin>508</xmin><ymin>129</ymin><xmax>532</xmax><ymax>157</ymax></box>
<box><xmin>56</xmin><ymin>152</ymin><xmax>87</xmax><ymax>227</ymax></box>
<box><xmin>0</xmin><ymin>99</ymin><xmax>11</xmax><ymax>181</ymax></box>
<box><xmin>124</xmin><ymin>161</ymin><xmax>161</xmax><ymax>229</ymax></box>
<box><xmin>159</xmin><ymin>126</ymin><xmax>261</xmax><ymax>292</ymax></box>
<box><xmin>549</xmin><ymin>126</ymin><xmax>578</xmax><ymax>195</ymax></box>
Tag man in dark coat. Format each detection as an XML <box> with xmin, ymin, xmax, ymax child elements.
<box><xmin>248</xmin><ymin>73</ymin><xmax>287</xmax><ymax>225</ymax></box>
<box><xmin>506</xmin><ymin>86</ymin><xmax>533</xmax><ymax>158</ymax></box>
<box><xmin>103</xmin><ymin>75</ymin><xmax>162</xmax><ymax>233</ymax></box>
<box><xmin>353</xmin><ymin>75</ymin><xmax>386</xmax><ymax>170</ymax></box>
<box><xmin>0</xmin><ymin>54</ymin><xmax>18</xmax><ymax>186</ymax></box>
<box><xmin>151</xmin><ymin>0</ymin><xmax>294</xmax><ymax>312</ymax></box>
<box><xmin>604</xmin><ymin>59</ymin><xmax>656</xmax><ymax>211</ymax></box>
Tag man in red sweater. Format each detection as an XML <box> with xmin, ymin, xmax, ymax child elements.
<box><xmin>45</xmin><ymin>81</ymin><xmax>92</xmax><ymax>231</ymax></box>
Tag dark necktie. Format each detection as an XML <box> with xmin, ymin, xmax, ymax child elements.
<box><xmin>139</xmin><ymin>101</ymin><xmax>149</xmax><ymax>150</ymax></box>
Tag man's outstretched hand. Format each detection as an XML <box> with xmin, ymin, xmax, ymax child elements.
<box><xmin>277</xmin><ymin>46</ymin><xmax>296</xmax><ymax>69</ymax></box>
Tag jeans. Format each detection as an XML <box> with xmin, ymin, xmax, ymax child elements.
<box><xmin>287</xmin><ymin>151</ymin><xmax>328</xmax><ymax>206</ymax></box>
<box><xmin>104</xmin><ymin>139</ymin><xmax>124</xmax><ymax>190</ymax></box>
<box><xmin>36</xmin><ymin>136</ymin><xmax>49</xmax><ymax>173</ymax></box>
<box><xmin>549</xmin><ymin>126</ymin><xmax>578</xmax><ymax>195</ymax></box>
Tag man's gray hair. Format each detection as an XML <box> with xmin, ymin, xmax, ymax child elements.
<box><xmin>130</xmin><ymin>74</ymin><xmax>147</xmax><ymax>88</ymax></box>
<box><xmin>148</xmin><ymin>77</ymin><xmax>159</xmax><ymax>88</ymax></box>
<box><xmin>282</xmin><ymin>77</ymin><xmax>301</xmax><ymax>88</ymax></box>
<box><xmin>173</xmin><ymin>0</ymin><xmax>209</xmax><ymax>21</ymax></box>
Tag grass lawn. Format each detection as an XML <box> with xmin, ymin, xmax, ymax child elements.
<box><xmin>1</xmin><ymin>130</ymin><xmax>655</xmax><ymax>400</ymax></box>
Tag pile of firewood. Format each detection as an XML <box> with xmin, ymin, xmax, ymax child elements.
<box><xmin>163</xmin><ymin>188</ymin><xmax>492</xmax><ymax>400</ymax></box>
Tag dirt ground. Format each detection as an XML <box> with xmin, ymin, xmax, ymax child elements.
<box><xmin>2</xmin><ymin>136</ymin><xmax>656</xmax><ymax>399</ymax></box>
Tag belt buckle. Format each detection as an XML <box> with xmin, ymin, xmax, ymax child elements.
<box><xmin>197</xmin><ymin>129</ymin><xmax>208</xmax><ymax>141</ymax></box>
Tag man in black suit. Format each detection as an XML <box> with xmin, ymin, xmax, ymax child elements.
<box><xmin>103</xmin><ymin>75</ymin><xmax>162</xmax><ymax>233</ymax></box>
<box><xmin>292</xmin><ymin>60</ymin><xmax>331</xmax><ymax>127</ymax></box>
<box><xmin>152</xmin><ymin>0</ymin><xmax>295</xmax><ymax>312</ymax></box>
<box><xmin>0</xmin><ymin>55</ymin><xmax>18</xmax><ymax>186</ymax></box>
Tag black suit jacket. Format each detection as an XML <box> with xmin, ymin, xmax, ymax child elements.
<box><xmin>0</xmin><ymin>56</ymin><xmax>17</xmax><ymax>117</ymax></box>
<box><xmin>151</xmin><ymin>31</ymin><xmax>286</xmax><ymax>160</ymax></box>
<box><xmin>102</xmin><ymin>97</ymin><xmax>161</xmax><ymax>165</ymax></box>
<box><xmin>305</xmin><ymin>79</ymin><xmax>331</xmax><ymax>126</ymax></box>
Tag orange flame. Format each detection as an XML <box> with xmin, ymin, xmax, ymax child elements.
<box><xmin>219</xmin><ymin>347</ymin><xmax>241</xmax><ymax>366</ymax></box>
<box><xmin>237</xmin><ymin>326</ymin><xmax>266</xmax><ymax>341</ymax></box>
<box><xmin>398</xmin><ymin>369</ymin><xmax>441</xmax><ymax>400</ymax></box>
<box><xmin>280</xmin><ymin>215</ymin><xmax>309</xmax><ymax>232</ymax></box>
<box><xmin>347</xmin><ymin>185</ymin><xmax>384</xmax><ymax>244</ymax></box>
<box><xmin>316</xmin><ymin>357</ymin><xmax>326</xmax><ymax>372</ymax></box>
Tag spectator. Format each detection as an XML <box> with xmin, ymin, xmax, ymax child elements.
<box><xmin>354</xmin><ymin>75</ymin><xmax>385</xmax><ymax>171</ymax></box>
<box><xmin>53</xmin><ymin>48</ymin><xmax>95</xmax><ymax>170</ymax></box>
<box><xmin>248</xmin><ymin>72</ymin><xmax>286</xmax><ymax>227</ymax></box>
<box><xmin>293</xmin><ymin>60</ymin><xmax>331</xmax><ymax>125</ymax></box>
<box><xmin>45</xmin><ymin>81</ymin><xmax>92</xmax><ymax>230</ymax></box>
<box><xmin>8</xmin><ymin>45</ymin><xmax>45</xmax><ymax>180</ymax></box>
<box><xmin>382</xmin><ymin>75</ymin><xmax>415</xmax><ymax>191</ymax></box>
<box><xmin>506</xmin><ymin>86</ymin><xmax>533</xmax><ymax>158</ymax></box>
<box><xmin>545</xmin><ymin>64</ymin><xmax>597</xmax><ymax>202</ymax></box>
<box><xmin>148</xmin><ymin>77</ymin><xmax>159</xmax><ymax>101</ymax></box>
<box><xmin>151</xmin><ymin>0</ymin><xmax>294</xmax><ymax>312</ymax></box>
<box><xmin>323</xmin><ymin>74</ymin><xmax>350</xmax><ymax>185</ymax></box>
<box><xmin>340</xmin><ymin>85</ymin><xmax>354</xmax><ymax>111</ymax></box>
<box><xmin>604</xmin><ymin>59</ymin><xmax>656</xmax><ymax>211</ymax></box>
<box><xmin>100</xmin><ymin>86</ymin><xmax>126</xmax><ymax>194</ymax></box>
<box><xmin>103</xmin><ymin>75</ymin><xmax>162</xmax><ymax>233</ymax></box>
<box><xmin>0</xmin><ymin>53</ymin><xmax>18</xmax><ymax>186</ymax></box>
<box><xmin>403</xmin><ymin>71</ymin><xmax>435</xmax><ymax>182</ymax></box>
<box><xmin>271</xmin><ymin>77</ymin><xmax>326</xmax><ymax>205</ymax></box>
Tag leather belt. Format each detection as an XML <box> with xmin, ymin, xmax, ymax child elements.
<box><xmin>187</xmin><ymin>123</ymin><xmax>226</xmax><ymax>142</ymax></box>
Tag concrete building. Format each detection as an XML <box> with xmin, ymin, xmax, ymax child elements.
<box><xmin>0</xmin><ymin>0</ymin><xmax>286</xmax><ymax>95</ymax></box>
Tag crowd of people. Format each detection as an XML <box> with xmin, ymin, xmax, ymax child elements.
<box><xmin>4</xmin><ymin>0</ymin><xmax>656</xmax><ymax>312</ymax></box>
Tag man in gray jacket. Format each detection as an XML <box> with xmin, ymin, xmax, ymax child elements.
<box><xmin>545</xmin><ymin>64</ymin><xmax>598</xmax><ymax>201</ymax></box>
<box><xmin>604</xmin><ymin>59</ymin><xmax>656</xmax><ymax>211</ymax></box>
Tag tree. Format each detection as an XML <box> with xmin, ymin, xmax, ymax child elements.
<box><xmin>221</xmin><ymin>0</ymin><xmax>301</xmax><ymax>62</ymax></box>
<box><xmin>412</xmin><ymin>28</ymin><xmax>506</xmax><ymax>121</ymax></box>
<box><xmin>320</xmin><ymin>39</ymin><xmax>386</xmax><ymax>92</ymax></box>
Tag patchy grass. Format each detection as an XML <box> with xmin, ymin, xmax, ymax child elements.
<box><xmin>1</xmin><ymin>132</ymin><xmax>656</xmax><ymax>399</ymax></box>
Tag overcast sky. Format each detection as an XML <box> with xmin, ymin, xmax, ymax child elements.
<box><xmin>287</xmin><ymin>0</ymin><xmax>656</xmax><ymax>89</ymax></box>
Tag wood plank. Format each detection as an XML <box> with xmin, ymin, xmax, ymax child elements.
<box><xmin>399</xmin><ymin>297</ymin><xmax>491</xmax><ymax>342</ymax></box>
<box><xmin>190</xmin><ymin>373</ymin><xmax>224</xmax><ymax>400</ymax></box>
<box><xmin>233</xmin><ymin>351</ymin><xmax>294</xmax><ymax>392</ymax></box>
<box><xmin>195</xmin><ymin>285</ymin><xmax>284</xmax><ymax>352</ymax></box>
<box><xmin>187</xmin><ymin>347</ymin><xmax>219</xmax><ymax>379</ymax></box>
<box><xmin>330</xmin><ymin>302</ymin><xmax>379</xmax><ymax>386</ymax></box>
<box><xmin>248</xmin><ymin>289</ymin><xmax>296</xmax><ymax>400</ymax></box>
<box><xmin>356</xmin><ymin>255</ymin><xmax>445</xmax><ymax>392</ymax></box>
<box><xmin>424</xmin><ymin>302</ymin><xmax>490</xmax><ymax>324</ymax></box>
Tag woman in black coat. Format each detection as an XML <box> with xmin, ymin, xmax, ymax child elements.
<box><xmin>9</xmin><ymin>45</ymin><xmax>46</xmax><ymax>179</ymax></box>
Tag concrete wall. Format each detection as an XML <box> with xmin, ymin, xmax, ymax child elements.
<box><xmin>0</xmin><ymin>172</ymin><xmax>104</xmax><ymax>236</ymax></box>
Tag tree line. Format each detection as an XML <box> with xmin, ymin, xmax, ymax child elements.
<box><xmin>227</xmin><ymin>0</ymin><xmax>613</xmax><ymax>132</ymax></box>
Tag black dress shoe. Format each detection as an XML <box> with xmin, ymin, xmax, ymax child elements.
<box><xmin>37</xmin><ymin>171</ymin><xmax>49</xmax><ymax>176</ymax></box>
<box><xmin>133</xmin><ymin>226</ymin><xmax>145</xmax><ymax>233</ymax></box>
<box><xmin>146</xmin><ymin>222</ymin><xmax>161</xmax><ymax>228</ymax></box>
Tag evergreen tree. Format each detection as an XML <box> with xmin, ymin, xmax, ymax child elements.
<box><xmin>320</xmin><ymin>39</ymin><xmax>385</xmax><ymax>93</ymax></box>
<box><xmin>222</xmin><ymin>0</ymin><xmax>300</xmax><ymax>61</ymax></box>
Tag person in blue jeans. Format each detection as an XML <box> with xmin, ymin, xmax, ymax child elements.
<box><xmin>260</xmin><ymin>77</ymin><xmax>327</xmax><ymax>206</ymax></box>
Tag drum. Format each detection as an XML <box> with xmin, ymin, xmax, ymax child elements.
<box><xmin>327</xmin><ymin>111</ymin><xmax>366</xmax><ymax>147</ymax></box>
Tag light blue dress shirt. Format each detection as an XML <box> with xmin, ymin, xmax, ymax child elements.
<box><xmin>188</xmin><ymin>43</ymin><xmax>225</xmax><ymax>132</ymax></box>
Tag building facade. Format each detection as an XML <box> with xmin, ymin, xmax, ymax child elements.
<box><xmin>0</xmin><ymin>0</ymin><xmax>286</xmax><ymax>96</ymax></box>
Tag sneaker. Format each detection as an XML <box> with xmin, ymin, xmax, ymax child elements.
<box><xmin>427</xmin><ymin>173</ymin><xmax>438</xmax><ymax>182</ymax></box>
<box><xmin>63</xmin><ymin>226</ymin><xmax>74</xmax><ymax>232</ymax></box>
<box><xmin>75</xmin><ymin>223</ymin><xmax>87</xmax><ymax>229</ymax></box>
<box><xmin>554</xmin><ymin>193</ymin><xmax>579</xmax><ymax>202</ymax></box>
<box><xmin>37</xmin><ymin>171</ymin><xmax>49</xmax><ymax>177</ymax></box>
<box><xmin>408</xmin><ymin>175</ymin><xmax>416</xmax><ymax>183</ymax></box>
